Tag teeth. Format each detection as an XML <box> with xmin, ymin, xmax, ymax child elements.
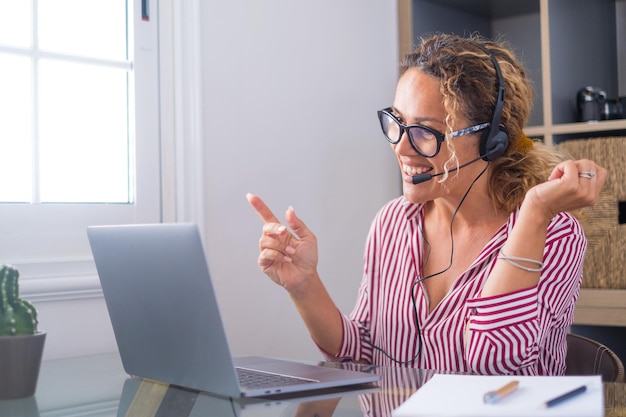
<box><xmin>403</xmin><ymin>164</ymin><xmax>430</xmax><ymax>175</ymax></box>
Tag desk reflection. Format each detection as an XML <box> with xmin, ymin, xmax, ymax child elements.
<box><xmin>0</xmin><ymin>396</ymin><xmax>39</xmax><ymax>417</ymax></box>
<box><xmin>117</xmin><ymin>364</ymin><xmax>437</xmax><ymax>417</ymax></box>
<box><xmin>14</xmin><ymin>354</ymin><xmax>625</xmax><ymax>417</ymax></box>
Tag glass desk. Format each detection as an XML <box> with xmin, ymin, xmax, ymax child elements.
<box><xmin>1</xmin><ymin>353</ymin><xmax>625</xmax><ymax>417</ymax></box>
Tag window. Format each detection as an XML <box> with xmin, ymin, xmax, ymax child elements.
<box><xmin>0</xmin><ymin>1</ymin><xmax>161</xmax><ymax>267</ymax></box>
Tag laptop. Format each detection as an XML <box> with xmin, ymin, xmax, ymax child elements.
<box><xmin>87</xmin><ymin>223</ymin><xmax>379</xmax><ymax>398</ymax></box>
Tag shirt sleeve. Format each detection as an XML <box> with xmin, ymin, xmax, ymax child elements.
<box><xmin>465</xmin><ymin>286</ymin><xmax>540</xmax><ymax>374</ymax></box>
<box><xmin>464</xmin><ymin>213</ymin><xmax>586</xmax><ymax>375</ymax></box>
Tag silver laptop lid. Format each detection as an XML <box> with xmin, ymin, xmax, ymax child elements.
<box><xmin>88</xmin><ymin>223</ymin><xmax>242</xmax><ymax>397</ymax></box>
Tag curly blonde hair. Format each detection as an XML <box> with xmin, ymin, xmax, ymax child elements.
<box><xmin>401</xmin><ymin>33</ymin><xmax>567</xmax><ymax>213</ymax></box>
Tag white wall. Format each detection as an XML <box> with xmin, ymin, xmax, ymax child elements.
<box><xmin>197</xmin><ymin>0</ymin><xmax>400</xmax><ymax>361</ymax></box>
<box><xmin>36</xmin><ymin>0</ymin><xmax>400</xmax><ymax>361</ymax></box>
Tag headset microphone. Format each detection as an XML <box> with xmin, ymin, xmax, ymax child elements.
<box><xmin>411</xmin><ymin>141</ymin><xmax>505</xmax><ymax>185</ymax></box>
<box><xmin>411</xmin><ymin>156</ymin><xmax>481</xmax><ymax>185</ymax></box>
<box><xmin>412</xmin><ymin>172</ymin><xmax>443</xmax><ymax>185</ymax></box>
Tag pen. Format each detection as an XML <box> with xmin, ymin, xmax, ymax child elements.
<box><xmin>483</xmin><ymin>380</ymin><xmax>519</xmax><ymax>404</ymax></box>
<box><xmin>543</xmin><ymin>385</ymin><xmax>587</xmax><ymax>408</ymax></box>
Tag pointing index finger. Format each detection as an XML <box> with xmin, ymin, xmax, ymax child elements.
<box><xmin>246</xmin><ymin>193</ymin><xmax>280</xmax><ymax>224</ymax></box>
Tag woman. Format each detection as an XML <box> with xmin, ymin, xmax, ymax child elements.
<box><xmin>247</xmin><ymin>33</ymin><xmax>606</xmax><ymax>375</ymax></box>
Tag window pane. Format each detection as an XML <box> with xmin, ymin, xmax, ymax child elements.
<box><xmin>38</xmin><ymin>0</ymin><xmax>127</xmax><ymax>60</ymax></box>
<box><xmin>0</xmin><ymin>0</ymin><xmax>161</xmax><ymax>267</ymax></box>
<box><xmin>0</xmin><ymin>1</ymin><xmax>31</xmax><ymax>48</ymax></box>
<box><xmin>38</xmin><ymin>59</ymin><xmax>131</xmax><ymax>203</ymax></box>
<box><xmin>0</xmin><ymin>53</ymin><xmax>32</xmax><ymax>202</ymax></box>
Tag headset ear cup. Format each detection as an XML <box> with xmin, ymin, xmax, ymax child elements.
<box><xmin>475</xmin><ymin>45</ymin><xmax>508</xmax><ymax>162</ymax></box>
<box><xmin>481</xmin><ymin>127</ymin><xmax>508</xmax><ymax>161</ymax></box>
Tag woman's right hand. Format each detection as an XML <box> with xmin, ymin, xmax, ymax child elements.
<box><xmin>246</xmin><ymin>193</ymin><xmax>319</xmax><ymax>295</ymax></box>
<box><xmin>247</xmin><ymin>194</ymin><xmax>344</xmax><ymax>355</ymax></box>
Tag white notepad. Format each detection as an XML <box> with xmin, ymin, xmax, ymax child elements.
<box><xmin>392</xmin><ymin>374</ymin><xmax>603</xmax><ymax>417</ymax></box>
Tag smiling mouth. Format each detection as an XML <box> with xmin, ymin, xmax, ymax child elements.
<box><xmin>403</xmin><ymin>163</ymin><xmax>432</xmax><ymax>176</ymax></box>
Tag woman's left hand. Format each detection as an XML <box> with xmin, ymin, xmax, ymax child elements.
<box><xmin>523</xmin><ymin>159</ymin><xmax>607</xmax><ymax>221</ymax></box>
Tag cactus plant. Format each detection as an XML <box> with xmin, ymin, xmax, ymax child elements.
<box><xmin>0</xmin><ymin>265</ymin><xmax>38</xmax><ymax>336</ymax></box>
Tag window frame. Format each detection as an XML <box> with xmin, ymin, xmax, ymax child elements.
<box><xmin>0</xmin><ymin>0</ymin><xmax>163</xmax><ymax>299</ymax></box>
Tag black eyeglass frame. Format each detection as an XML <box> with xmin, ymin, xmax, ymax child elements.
<box><xmin>377</xmin><ymin>107</ymin><xmax>491</xmax><ymax>158</ymax></box>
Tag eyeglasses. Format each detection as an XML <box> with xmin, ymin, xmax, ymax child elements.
<box><xmin>377</xmin><ymin>107</ymin><xmax>491</xmax><ymax>158</ymax></box>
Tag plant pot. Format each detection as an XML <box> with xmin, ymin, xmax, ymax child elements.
<box><xmin>0</xmin><ymin>332</ymin><xmax>46</xmax><ymax>400</ymax></box>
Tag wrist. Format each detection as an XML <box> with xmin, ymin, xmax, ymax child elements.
<box><xmin>286</xmin><ymin>271</ymin><xmax>320</xmax><ymax>300</ymax></box>
<box><xmin>519</xmin><ymin>198</ymin><xmax>553</xmax><ymax>229</ymax></box>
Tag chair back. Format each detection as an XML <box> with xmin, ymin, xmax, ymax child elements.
<box><xmin>565</xmin><ymin>333</ymin><xmax>625</xmax><ymax>382</ymax></box>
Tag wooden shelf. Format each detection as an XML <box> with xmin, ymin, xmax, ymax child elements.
<box><xmin>524</xmin><ymin>119</ymin><xmax>626</xmax><ymax>140</ymax></box>
<box><xmin>574</xmin><ymin>289</ymin><xmax>626</xmax><ymax>327</ymax></box>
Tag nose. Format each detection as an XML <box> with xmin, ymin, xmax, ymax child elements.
<box><xmin>393</xmin><ymin>129</ymin><xmax>415</xmax><ymax>155</ymax></box>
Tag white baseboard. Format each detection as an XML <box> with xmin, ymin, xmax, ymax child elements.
<box><xmin>13</xmin><ymin>258</ymin><xmax>102</xmax><ymax>302</ymax></box>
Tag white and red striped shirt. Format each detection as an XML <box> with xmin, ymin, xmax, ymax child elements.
<box><xmin>328</xmin><ymin>197</ymin><xmax>585</xmax><ymax>375</ymax></box>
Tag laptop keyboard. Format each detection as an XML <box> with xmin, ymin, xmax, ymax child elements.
<box><xmin>236</xmin><ymin>367</ymin><xmax>318</xmax><ymax>390</ymax></box>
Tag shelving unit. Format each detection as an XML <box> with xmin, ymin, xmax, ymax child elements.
<box><xmin>398</xmin><ymin>0</ymin><xmax>626</xmax><ymax>325</ymax></box>
<box><xmin>398</xmin><ymin>0</ymin><xmax>626</xmax><ymax>145</ymax></box>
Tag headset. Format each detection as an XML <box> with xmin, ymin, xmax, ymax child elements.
<box><xmin>477</xmin><ymin>45</ymin><xmax>508</xmax><ymax>161</ymax></box>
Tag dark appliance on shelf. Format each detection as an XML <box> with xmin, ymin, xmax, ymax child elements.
<box><xmin>577</xmin><ymin>86</ymin><xmax>606</xmax><ymax>122</ymax></box>
<box><xmin>602</xmin><ymin>98</ymin><xmax>624</xmax><ymax>120</ymax></box>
